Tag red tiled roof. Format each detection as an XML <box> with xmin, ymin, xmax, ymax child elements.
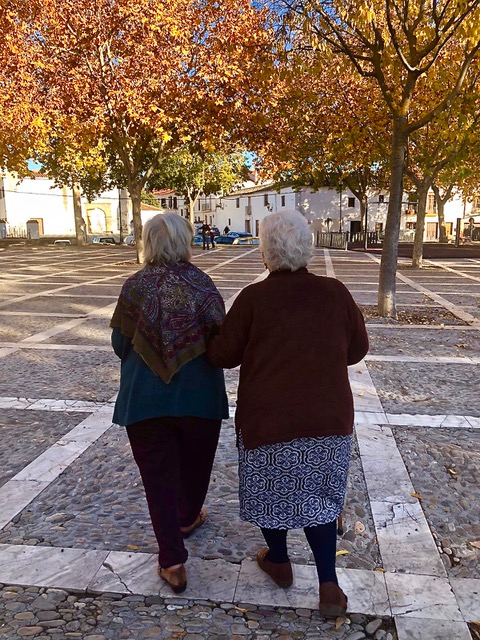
<box><xmin>152</xmin><ymin>189</ymin><xmax>175</xmax><ymax>196</ymax></box>
<box><xmin>141</xmin><ymin>203</ymin><xmax>163</xmax><ymax>211</ymax></box>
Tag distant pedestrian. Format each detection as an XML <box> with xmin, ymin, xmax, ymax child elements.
<box><xmin>210</xmin><ymin>229</ymin><xmax>216</xmax><ymax>248</ymax></box>
<box><xmin>200</xmin><ymin>223</ymin><xmax>211</xmax><ymax>250</ymax></box>
<box><xmin>223</xmin><ymin>226</ymin><xmax>230</xmax><ymax>235</ymax></box>
<box><xmin>110</xmin><ymin>213</ymin><xmax>228</xmax><ymax>594</ymax></box>
<box><xmin>207</xmin><ymin>211</ymin><xmax>368</xmax><ymax>619</ymax></box>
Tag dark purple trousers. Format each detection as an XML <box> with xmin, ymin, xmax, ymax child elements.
<box><xmin>126</xmin><ymin>416</ymin><xmax>221</xmax><ymax>568</ymax></box>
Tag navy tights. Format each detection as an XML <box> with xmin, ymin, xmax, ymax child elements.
<box><xmin>261</xmin><ymin>520</ymin><xmax>338</xmax><ymax>584</ymax></box>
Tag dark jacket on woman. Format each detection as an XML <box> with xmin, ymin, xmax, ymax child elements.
<box><xmin>206</xmin><ymin>268</ymin><xmax>368</xmax><ymax>449</ymax></box>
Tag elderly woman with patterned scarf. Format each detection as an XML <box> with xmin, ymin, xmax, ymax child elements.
<box><xmin>110</xmin><ymin>213</ymin><xmax>228</xmax><ymax>594</ymax></box>
<box><xmin>207</xmin><ymin>211</ymin><xmax>368</xmax><ymax>618</ymax></box>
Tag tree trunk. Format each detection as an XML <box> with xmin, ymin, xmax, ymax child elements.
<box><xmin>412</xmin><ymin>183</ymin><xmax>429</xmax><ymax>268</ymax></box>
<box><xmin>118</xmin><ymin>187</ymin><xmax>129</xmax><ymax>243</ymax></box>
<box><xmin>187</xmin><ymin>197</ymin><xmax>195</xmax><ymax>224</ymax></box>
<box><xmin>129</xmin><ymin>182</ymin><xmax>144</xmax><ymax>263</ymax></box>
<box><xmin>360</xmin><ymin>195</ymin><xmax>369</xmax><ymax>250</ymax></box>
<box><xmin>72</xmin><ymin>182</ymin><xmax>86</xmax><ymax>246</ymax></box>
<box><xmin>432</xmin><ymin>183</ymin><xmax>452</xmax><ymax>243</ymax></box>
<box><xmin>360</xmin><ymin>196</ymin><xmax>368</xmax><ymax>231</ymax></box>
<box><xmin>378</xmin><ymin>117</ymin><xmax>408</xmax><ymax>318</ymax></box>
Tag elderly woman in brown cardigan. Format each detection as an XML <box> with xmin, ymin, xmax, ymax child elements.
<box><xmin>207</xmin><ymin>211</ymin><xmax>368</xmax><ymax>618</ymax></box>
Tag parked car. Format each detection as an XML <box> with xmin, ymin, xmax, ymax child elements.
<box><xmin>232</xmin><ymin>236</ymin><xmax>260</xmax><ymax>245</ymax></box>
<box><xmin>192</xmin><ymin>235</ymin><xmax>204</xmax><ymax>246</ymax></box>
<box><xmin>92</xmin><ymin>236</ymin><xmax>117</xmax><ymax>245</ymax></box>
<box><xmin>214</xmin><ymin>235</ymin><xmax>236</xmax><ymax>245</ymax></box>
<box><xmin>226</xmin><ymin>231</ymin><xmax>253</xmax><ymax>238</ymax></box>
<box><xmin>124</xmin><ymin>235</ymin><xmax>135</xmax><ymax>246</ymax></box>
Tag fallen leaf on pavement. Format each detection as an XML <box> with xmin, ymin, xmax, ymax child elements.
<box><xmin>470</xmin><ymin>541</ymin><xmax>480</xmax><ymax>549</ymax></box>
<box><xmin>336</xmin><ymin>550</ymin><xmax>349</xmax><ymax>556</ymax></box>
<box><xmin>411</xmin><ymin>492</ymin><xmax>423</xmax><ymax>500</ymax></box>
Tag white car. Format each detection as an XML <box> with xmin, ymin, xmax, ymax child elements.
<box><xmin>232</xmin><ymin>236</ymin><xmax>259</xmax><ymax>245</ymax></box>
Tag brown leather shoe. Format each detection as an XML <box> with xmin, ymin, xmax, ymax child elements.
<box><xmin>157</xmin><ymin>563</ymin><xmax>187</xmax><ymax>593</ymax></box>
<box><xmin>180</xmin><ymin>508</ymin><xmax>207</xmax><ymax>538</ymax></box>
<box><xmin>256</xmin><ymin>548</ymin><xmax>293</xmax><ymax>588</ymax></box>
<box><xmin>319</xmin><ymin>582</ymin><xmax>348</xmax><ymax>618</ymax></box>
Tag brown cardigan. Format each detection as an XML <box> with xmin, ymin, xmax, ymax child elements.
<box><xmin>206</xmin><ymin>268</ymin><xmax>369</xmax><ymax>449</ymax></box>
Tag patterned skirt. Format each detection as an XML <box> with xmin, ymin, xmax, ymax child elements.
<box><xmin>238</xmin><ymin>433</ymin><xmax>351</xmax><ymax>529</ymax></box>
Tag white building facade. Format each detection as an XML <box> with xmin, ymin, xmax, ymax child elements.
<box><xmin>1</xmin><ymin>171</ymin><xmax>478</xmax><ymax>242</ymax></box>
<box><xmin>0</xmin><ymin>172</ymin><xmax>134</xmax><ymax>239</ymax></box>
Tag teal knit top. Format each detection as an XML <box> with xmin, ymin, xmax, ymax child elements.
<box><xmin>112</xmin><ymin>327</ymin><xmax>229</xmax><ymax>426</ymax></box>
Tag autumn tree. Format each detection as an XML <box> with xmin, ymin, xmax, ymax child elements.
<box><xmin>278</xmin><ymin>0</ymin><xmax>480</xmax><ymax>316</ymax></box>
<box><xmin>0</xmin><ymin>0</ymin><xmax>47</xmax><ymax>175</ymax></box>
<box><xmin>30</xmin><ymin>0</ymin><xmax>272</xmax><ymax>259</ymax></box>
<box><xmin>36</xmin><ymin>116</ymin><xmax>116</xmax><ymax>245</ymax></box>
<box><xmin>403</xmin><ymin>54</ymin><xmax>480</xmax><ymax>265</ymax></box>
<box><xmin>252</xmin><ymin>43</ymin><xmax>390</xmax><ymax>238</ymax></box>
<box><xmin>430</xmin><ymin>128</ymin><xmax>480</xmax><ymax>242</ymax></box>
<box><xmin>147</xmin><ymin>148</ymin><xmax>249</xmax><ymax>223</ymax></box>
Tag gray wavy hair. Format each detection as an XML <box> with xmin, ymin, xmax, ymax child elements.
<box><xmin>143</xmin><ymin>213</ymin><xmax>193</xmax><ymax>265</ymax></box>
<box><xmin>260</xmin><ymin>210</ymin><xmax>313</xmax><ymax>272</ymax></box>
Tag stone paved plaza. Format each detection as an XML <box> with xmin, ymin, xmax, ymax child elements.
<box><xmin>0</xmin><ymin>243</ymin><xmax>479</xmax><ymax>640</ymax></box>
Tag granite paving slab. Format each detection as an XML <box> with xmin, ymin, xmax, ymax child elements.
<box><xmin>394</xmin><ymin>427</ymin><xmax>480</xmax><ymax>579</ymax></box>
<box><xmin>90</xmin><ymin>552</ymin><xmax>240</xmax><ymax>601</ymax></box>
<box><xmin>0</xmin><ymin>409</ymin><xmax>88</xmax><ymax>489</ymax></box>
<box><xmin>0</xmin><ymin>350</ymin><xmax>119</xmax><ymax>401</ymax></box>
<box><xmin>2</xmin><ymin>420</ymin><xmax>381</xmax><ymax>572</ymax></box>
<box><xmin>366</xmin><ymin>362</ymin><xmax>480</xmax><ymax>416</ymax></box>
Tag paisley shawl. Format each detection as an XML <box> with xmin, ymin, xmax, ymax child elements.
<box><xmin>110</xmin><ymin>261</ymin><xmax>225</xmax><ymax>383</ymax></box>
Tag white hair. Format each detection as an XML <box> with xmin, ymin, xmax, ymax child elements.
<box><xmin>260</xmin><ymin>210</ymin><xmax>313</xmax><ymax>272</ymax></box>
<box><xmin>143</xmin><ymin>213</ymin><xmax>193</xmax><ymax>265</ymax></box>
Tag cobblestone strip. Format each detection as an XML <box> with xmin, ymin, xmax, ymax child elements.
<box><xmin>425</xmin><ymin>259</ymin><xmax>480</xmax><ymax>283</ymax></box>
<box><xmin>204</xmin><ymin>247</ymin><xmax>260</xmax><ymax>275</ymax></box>
<box><xmin>329</xmin><ymin>253</ymin><xmax>473</xmax><ymax>639</ymax></box>
<box><xmin>0</xmin><ymin>407</ymin><xmax>113</xmax><ymax>531</ymax></box>
<box><xmin>0</xmin><ymin>270</ymin><xmax>134</xmax><ymax>310</ymax></box>
<box><xmin>366</xmin><ymin>253</ymin><xmax>480</xmax><ymax>327</ymax></box>
<box><xmin>0</xmin><ymin>302</ymin><xmax>117</xmax><ymax>362</ymax></box>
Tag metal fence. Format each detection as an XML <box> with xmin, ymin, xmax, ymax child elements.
<box><xmin>315</xmin><ymin>232</ymin><xmax>349</xmax><ymax>250</ymax></box>
<box><xmin>316</xmin><ymin>231</ymin><xmax>381</xmax><ymax>250</ymax></box>
<box><xmin>6</xmin><ymin>225</ymin><xmax>28</xmax><ymax>238</ymax></box>
<box><xmin>348</xmin><ymin>231</ymin><xmax>381</xmax><ymax>247</ymax></box>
